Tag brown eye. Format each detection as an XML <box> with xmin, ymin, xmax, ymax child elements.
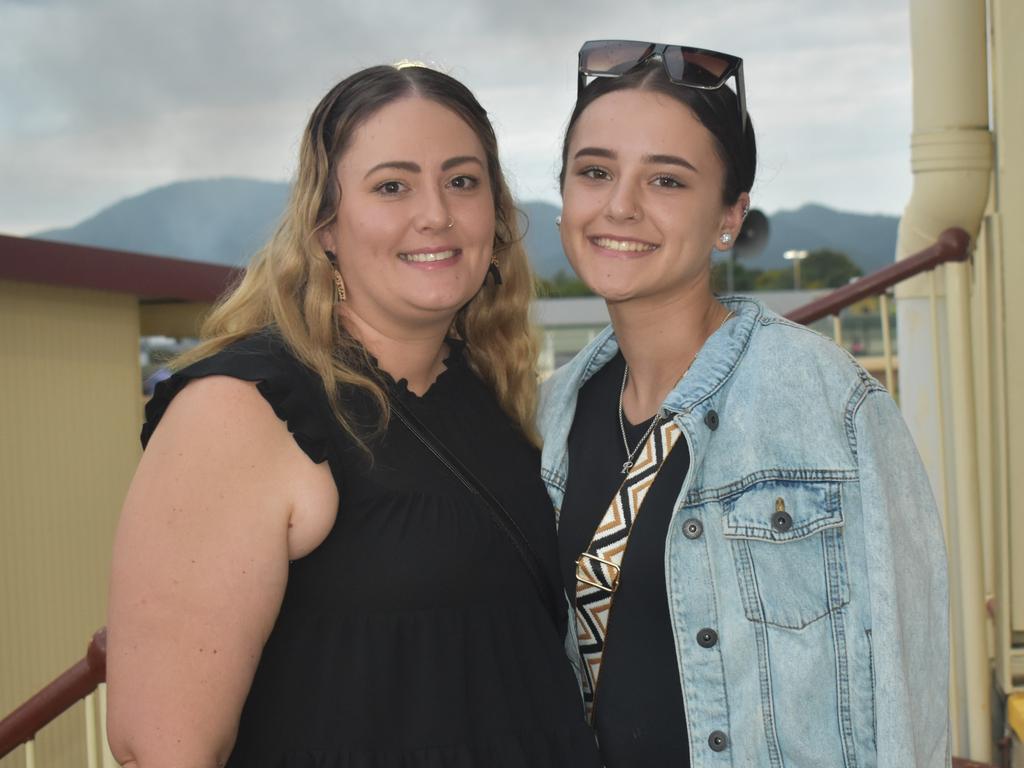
<box><xmin>374</xmin><ymin>180</ymin><xmax>406</xmax><ymax>196</ymax></box>
<box><xmin>653</xmin><ymin>175</ymin><xmax>683</xmax><ymax>188</ymax></box>
<box><xmin>448</xmin><ymin>175</ymin><xmax>479</xmax><ymax>190</ymax></box>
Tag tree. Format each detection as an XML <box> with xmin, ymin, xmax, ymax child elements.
<box><xmin>800</xmin><ymin>249</ymin><xmax>862</xmax><ymax>288</ymax></box>
<box><xmin>753</xmin><ymin>269</ymin><xmax>794</xmax><ymax>291</ymax></box>
<box><xmin>535</xmin><ymin>270</ymin><xmax>594</xmax><ymax>298</ymax></box>
<box><xmin>741</xmin><ymin>249</ymin><xmax>864</xmax><ymax>291</ymax></box>
<box><xmin>711</xmin><ymin>262</ymin><xmax>762</xmax><ymax>292</ymax></box>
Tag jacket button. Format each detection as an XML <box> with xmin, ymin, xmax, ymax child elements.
<box><xmin>682</xmin><ymin>518</ymin><xmax>703</xmax><ymax>539</ymax></box>
<box><xmin>704</xmin><ymin>409</ymin><xmax>720</xmax><ymax>430</ymax></box>
<box><xmin>708</xmin><ymin>730</ymin><xmax>729</xmax><ymax>752</ymax></box>
<box><xmin>697</xmin><ymin>628</ymin><xmax>718</xmax><ymax>648</ymax></box>
<box><xmin>772</xmin><ymin>511</ymin><xmax>793</xmax><ymax>532</ymax></box>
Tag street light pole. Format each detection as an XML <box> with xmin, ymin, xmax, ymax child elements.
<box><xmin>783</xmin><ymin>249</ymin><xmax>809</xmax><ymax>289</ymax></box>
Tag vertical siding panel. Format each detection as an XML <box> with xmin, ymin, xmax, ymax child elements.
<box><xmin>0</xmin><ymin>280</ymin><xmax>141</xmax><ymax>768</ymax></box>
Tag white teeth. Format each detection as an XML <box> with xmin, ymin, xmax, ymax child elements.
<box><xmin>594</xmin><ymin>237</ymin><xmax>656</xmax><ymax>252</ymax></box>
<box><xmin>399</xmin><ymin>250</ymin><xmax>456</xmax><ymax>263</ymax></box>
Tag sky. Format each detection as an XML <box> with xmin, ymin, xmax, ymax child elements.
<box><xmin>0</xmin><ymin>0</ymin><xmax>913</xmax><ymax>235</ymax></box>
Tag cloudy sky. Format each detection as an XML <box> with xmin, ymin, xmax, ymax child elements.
<box><xmin>0</xmin><ymin>0</ymin><xmax>912</xmax><ymax>235</ymax></box>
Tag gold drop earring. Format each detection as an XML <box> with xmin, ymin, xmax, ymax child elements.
<box><xmin>324</xmin><ymin>250</ymin><xmax>347</xmax><ymax>302</ymax></box>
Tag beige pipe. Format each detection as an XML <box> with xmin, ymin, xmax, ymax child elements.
<box><xmin>898</xmin><ymin>0</ymin><xmax>993</xmax><ymax>760</ymax></box>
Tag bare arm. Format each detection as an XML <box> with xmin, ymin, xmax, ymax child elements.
<box><xmin>106</xmin><ymin>376</ymin><xmax>336</xmax><ymax>767</ymax></box>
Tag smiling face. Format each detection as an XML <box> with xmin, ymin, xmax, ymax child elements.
<box><xmin>320</xmin><ymin>96</ymin><xmax>495</xmax><ymax>339</ymax></box>
<box><xmin>560</xmin><ymin>88</ymin><xmax>747</xmax><ymax>307</ymax></box>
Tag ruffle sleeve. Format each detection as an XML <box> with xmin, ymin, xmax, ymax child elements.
<box><xmin>141</xmin><ymin>330</ymin><xmax>332</xmax><ymax>465</ymax></box>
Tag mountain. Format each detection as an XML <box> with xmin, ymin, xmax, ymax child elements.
<box><xmin>518</xmin><ymin>201</ymin><xmax>565</xmax><ymax>278</ymax></box>
<box><xmin>744</xmin><ymin>203</ymin><xmax>900</xmax><ymax>274</ymax></box>
<box><xmin>36</xmin><ymin>178</ymin><xmax>290</xmax><ymax>267</ymax></box>
<box><xmin>32</xmin><ymin>179</ymin><xmax>900</xmax><ymax>279</ymax></box>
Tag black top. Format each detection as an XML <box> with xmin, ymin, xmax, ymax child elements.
<box><xmin>558</xmin><ymin>351</ymin><xmax>691</xmax><ymax>768</ymax></box>
<box><xmin>142</xmin><ymin>330</ymin><xmax>600</xmax><ymax>768</ymax></box>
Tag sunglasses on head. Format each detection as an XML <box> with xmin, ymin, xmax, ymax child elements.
<box><xmin>577</xmin><ymin>40</ymin><xmax>747</xmax><ymax>131</ymax></box>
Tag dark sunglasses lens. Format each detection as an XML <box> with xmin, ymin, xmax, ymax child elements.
<box><xmin>581</xmin><ymin>41</ymin><xmax>656</xmax><ymax>75</ymax></box>
<box><xmin>663</xmin><ymin>48</ymin><xmax>731</xmax><ymax>86</ymax></box>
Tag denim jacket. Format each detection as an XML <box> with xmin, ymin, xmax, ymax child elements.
<box><xmin>538</xmin><ymin>296</ymin><xmax>949</xmax><ymax>768</ymax></box>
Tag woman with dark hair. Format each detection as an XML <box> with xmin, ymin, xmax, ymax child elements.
<box><xmin>540</xmin><ymin>41</ymin><xmax>949</xmax><ymax>767</ymax></box>
<box><xmin>106</xmin><ymin>63</ymin><xmax>601</xmax><ymax>768</ymax></box>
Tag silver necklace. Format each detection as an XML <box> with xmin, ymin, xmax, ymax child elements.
<box><xmin>617</xmin><ymin>386</ymin><xmax>662</xmax><ymax>474</ymax></box>
<box><xmin>617</xmin><ymin>309</ymin><xmax>734</xmax><ymax>474</ymax></box>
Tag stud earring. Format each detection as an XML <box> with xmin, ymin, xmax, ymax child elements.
<box><xmin>555</xmin><ymin>215</ymin><xmax>561</xmax><ymax>227</ymax></box>
<box><xmin>324</xmin><ymin>249</ymin><xmax>347</xmax><ymax>302</ymax></box>
<box><xmin>719</xmin><ymin>232</ymin><xmax>733</xmax><ymax>246</ymax></box>
<box><xmin>742</xmin><ymin>204</ymin><xmax>750</xmax><ymax>219</ymax></box>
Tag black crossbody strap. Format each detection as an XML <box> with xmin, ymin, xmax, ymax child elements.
<box><xmin>389</xmin><ymin>397</ymin><xmax>561</xmax><ymax>629</ymax></box>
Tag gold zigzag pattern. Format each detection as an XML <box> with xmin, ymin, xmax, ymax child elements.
<box><xmin>574</xmin><ymin>420</ymin><xmax>681</xmax><ymax>721</ymax></box>
<box><xmin>595</xmin><ymin>502</ymin><xmax>625</xmax><ymax>535</ymax></box>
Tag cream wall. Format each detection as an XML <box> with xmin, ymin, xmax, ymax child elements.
<box><xmin>0</xmin><ymin>280</ymin><xmax>142</xmax><ymax>767</ymax></box>
<box><xmin>139</xmin><ymin>301</ymin><xmax>213</xmax><ymax>339</ymax></box>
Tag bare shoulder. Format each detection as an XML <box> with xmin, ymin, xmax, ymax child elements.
<box><xmin>146</xmin><ymin>374</ymin><xmax>296</xmax><ymax>459</ymax></box>
<box><xmin>144</xmin><ymin>375</ymin><xmax>337</xmax><ymax>556</ymax></box>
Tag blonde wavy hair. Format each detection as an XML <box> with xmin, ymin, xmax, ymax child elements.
<box><xmin>176</xmin><ymin>64</ymin><xmax>539</xmax><ymax>444</ymax></box>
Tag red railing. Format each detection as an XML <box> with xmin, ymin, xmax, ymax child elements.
<box><xmin>785</xmin><ymin>227</ymin><xmax>970</xmax><ymax>325</ymax></box>
<box><xmin>0</xmin><ymin>628</ymin><xmax>106</xmax><ymax>759</ymax></box>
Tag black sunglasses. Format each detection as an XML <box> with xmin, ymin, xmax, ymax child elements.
<box><xmin>577</xmin><ymin>40</ymin><xmax>748</xmax><ymax>131</ymax></box>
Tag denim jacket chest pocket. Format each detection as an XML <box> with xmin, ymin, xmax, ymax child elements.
<box><xmin>722</xmin><ymin>479</ymin><xmax>850</xmax><ymax>629</ymax></box>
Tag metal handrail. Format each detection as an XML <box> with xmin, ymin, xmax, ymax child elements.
<box><xmin>784</xmin><ymin>227</ymin><xmax>971</xmax><ymax>325</ymax></box>
<box><xmin>0</xmin><ymin>628</ymin><xmax>106</xmax><ymax>759</ymax></box>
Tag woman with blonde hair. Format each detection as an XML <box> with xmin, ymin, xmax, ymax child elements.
<box><xmin>106</xmin><ymin>63</ymin><xmax>600</xmax><ymax>768</ymax></box>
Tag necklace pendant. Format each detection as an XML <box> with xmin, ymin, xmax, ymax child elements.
<box><xmin>621</xmin><ymin>460</ymin><xmax>633</xmax><ymax>474</ymax></box>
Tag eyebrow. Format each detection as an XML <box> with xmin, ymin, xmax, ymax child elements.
<box><xmin>572</xmin><ymin>147</ymin><xmax>699</xmax><ymax>173</ymax></box>
<box><xmin>363</xmin><ymin>155</ymin><xmax>483</xmax><ymax>179</ymax></box>
<box><xmin>441</xmin><ymin>155</ymin><xmax>483</xmax><ymax>171</ymax></box>
<box><xmin>645</xmin><ymin>153</ymin><xmax>699</xmax><ymax>173</ymax></box>
<box><xmin>573</xmin><ymin>147</ymin><xmax>615</xmax><ymax>161</ymax></box>
<box><xmin>364</xmin><ymin>160</ymin><xmax>419</xmax><ymax>179</ymax></box>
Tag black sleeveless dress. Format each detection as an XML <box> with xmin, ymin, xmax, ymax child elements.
<box><xmin>141</xmin><ymin>330</ymin><xmax>599</xmax><ymax>768</ymax></box>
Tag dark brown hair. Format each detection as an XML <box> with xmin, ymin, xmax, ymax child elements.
<box><xmin>559</xmin><ymin>60</ymin><xmax>757</xmax><ymax>205</ymax></box>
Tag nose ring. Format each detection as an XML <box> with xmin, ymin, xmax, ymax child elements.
<box><xmin>446</xmin><ymin>216</ymin><xmax>455</xmax><ymax>230</ymax></box>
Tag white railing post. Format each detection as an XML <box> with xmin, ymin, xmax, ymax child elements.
<box><xmin>85</xmin><ymin>691</ymin><xmax>99</xmax><ymax>768</ymax></box>
<box><xmin>98</xmin><ymin>683</ymin><xmax>117</xmax><ymax>768</ymax></box>
<box><xmin>831</xmin><ymin>315</ymin><xmax>843</xmax><ymax>348</ymax></box>
<box><xmin>879</xmin><ymin>293</ymin><xmax>895</xmax><ymax>393</ymax></box>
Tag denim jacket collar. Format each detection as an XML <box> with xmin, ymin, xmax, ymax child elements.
<box><xmin>541</xmin><ymin>296</ymin><xmax>762</xmax><ymax>503</ymax></box>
